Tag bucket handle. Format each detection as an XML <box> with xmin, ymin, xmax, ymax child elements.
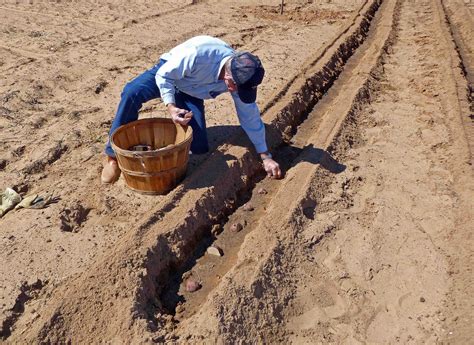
<box><xmin>133</xmin><ymin>152</ymin><xmax>147</xmax><ymax>170</ymax></box>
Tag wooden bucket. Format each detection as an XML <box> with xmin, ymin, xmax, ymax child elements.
<box><xmin>111</xmin><ymin>118</ymin><xmax>193</xmax><ymax>195</ymax></box>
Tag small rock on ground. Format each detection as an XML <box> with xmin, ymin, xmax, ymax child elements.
<box><xmin>230</xmin><ymin>222</ymin><xmax>243</xmax><ymax>233</ymax></box>
<box><xmin>207</xmin><ymin>245</ymin><xmax>223</xmax><ymax>256</ymax></box>
<box><xmin>243</xmin><ymin>202</ymin><xmax>254</xmax><ymax>211</ymax></box>
<box><xmin>211</xmin><ymin>224</ymin><xmax>222</xmax><ymax>236</ymax></box>
<box><xmin>185</xmin><ymin>279</ymin><xmax>201</xmax><ymax>293</ymax></box>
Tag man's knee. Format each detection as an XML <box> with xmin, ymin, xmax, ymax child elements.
<box><xmin>121</xmin><ymin>81</ymin><xmax>141</xmax><ymax>101</ymax></box>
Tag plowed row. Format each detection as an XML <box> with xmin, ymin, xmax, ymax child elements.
<box><xmin>1</xmin><ymin>0</ymin><xmax>472</xmax><ymax>343</ymax></box>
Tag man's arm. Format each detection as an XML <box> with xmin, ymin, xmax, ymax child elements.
<box><xmin>155</xmin><ymin>48</ymin><xmax>195</xmax><ymax>125</ymax></box>
<box><xmin>231</xmin><ymin>93</ymin><xmax>281</xmax><ymax>178</ymax></box>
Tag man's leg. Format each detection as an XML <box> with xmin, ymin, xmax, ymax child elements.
<box><xmin>175</xmin><ymin>91</ymin><xmax>209</xmax><ymax>154</ymax></box>
<box><xmin>104</xmin><ymin>61</ymin><xmax>164</xmax><ymax>157</ymax></box>
<box><xmin>102</xmin><ymin>61</ymin><xmax>163</xmax><ymax>183</ymax></box>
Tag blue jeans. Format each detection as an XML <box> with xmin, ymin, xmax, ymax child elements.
<box><xmin>105</xmin><ymin>59</ymin><xmax>209</xmax><ymax>157</ymax></box>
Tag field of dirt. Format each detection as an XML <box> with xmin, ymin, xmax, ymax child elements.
<box><xmin>0</xmin><ymin>0</ymin><xmax>472</xmax><ymax>343</ymax></box>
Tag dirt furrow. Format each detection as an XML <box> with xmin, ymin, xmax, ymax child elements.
<box><xmin>233</xmin><ymin>0</ymin><xmax>472</xmax><ymax>343</ymax></box>
<box><xmin>168</xmin><ymin>0</ymin><xmax>473</xmax><ymax>342</ymax></box>
<box><xmin>1</xmin><ymin>0</ymin><xmax>472</xmax><ymax>342</ymax></box>
<box><xmin>167</xmin><ymin>0</ymin><xmax>401</xmax><ymax>342</ymax></box>
<box><xmin>440</xmin><ymin>0</ymin><xmax>474</xmax><ymax>164</ymax></box>
<box><xmin>4</xmin><ymin>1</ymin><xmax>387</xmax><ymax>342</ymax></box>
<box><xmin>1</xmin><ymin>2</ymin><xmax>363</xmax><ymax>338</ymax></box>
<box><xmin>165</xmin><ymin>0</ymin><xmax>399</xmax><ymax>329</ymax></box>
<box><xmin>431</xmin><ymin>0</ymin><xmax>474</xmax><ymax>341</ymax></box>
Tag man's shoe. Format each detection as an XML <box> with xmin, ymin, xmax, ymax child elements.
<box><xmin>101</xmin><ymin>156</ymin><xmax>121</xmax><ymax>184</ymax></box>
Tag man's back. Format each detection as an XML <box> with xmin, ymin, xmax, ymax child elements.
<box><xmin>157</xmin><ymin>35</ymin><xmax>234</xmax><ymax>101</ymax></box>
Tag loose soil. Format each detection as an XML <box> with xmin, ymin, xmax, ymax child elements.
<box><xmin>0</xmin><ymin>0</ymin><xmax>472</xmax><ymax>343</ymax></box>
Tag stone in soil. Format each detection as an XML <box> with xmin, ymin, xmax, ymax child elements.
<box><xmin>243</xmin><ymin>202</ymin><xmax>254</xmax><ymax>211</ymax></box>
<box><xmin>207</xmin><ymin>245</ymin><xmax>223</xmax><ymax>256</ymax></box>
<box><xmin>185</xmin><ymin>279</ymin><xmax>201</xmax><ymax>292</ymax></box>
<box><xmin>257</xmin><ymin>187</ymin><xmax>268</xmax><ymax>195</ymax></box>
<box><xmin>211</xmin><ymin>224</ymin><xmax>222</xmax><ymax>236</ymax></box>
<box><xmin>230</xmin><ymin>222</ymin><xmax>243</xmax><ymax>233</ymax></box>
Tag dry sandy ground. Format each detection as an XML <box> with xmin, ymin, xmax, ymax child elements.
<box><xmin>0</xmin><ymin>0</ymin><xmax>472</xmax><ymax>343</ymax></box>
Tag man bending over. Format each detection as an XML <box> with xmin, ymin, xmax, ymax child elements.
<box><xmin>102</xmin><ymin>35</ymin><xmax>281</xmax><ymax>183</ymax></box>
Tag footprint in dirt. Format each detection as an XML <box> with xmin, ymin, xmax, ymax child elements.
<box><xmin>287</xmin><ymin>280</ymin><xmax>350</xmax><ymax>331</ymax></box>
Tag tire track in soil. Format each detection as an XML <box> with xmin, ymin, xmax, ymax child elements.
<box><xmin>431</xmin><ymin>0</ymin><xmax>474</xmax><ymax>342</ymax></box>
<box><xmin>5</xmin><ymin>1</ymin><xmax>387</xmax><ymax>342</ymax></box>
<box><xmin>440</xmin><ymin>0</ymin><xmax>474</xmax><ymax>163</ymax></box>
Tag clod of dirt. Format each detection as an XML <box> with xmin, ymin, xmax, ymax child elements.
<box><xmin>59</xmin><ymin>203</ymin><xmax>91</xmax><ymax>232</ymax></box>
<box><xmin>365</xmin><ymin>268</ymin><xmax>374</xmax><ymax>281</ymax></box>
<box><xmin>257</xmin><ymin>187</ymin><xmax>268</xmax><ymax>195</ymax></box>
<box><xmin>28</xmin><ymin>31</ymin><xmax>43</xmax><ymax>38</ymax></box>
<box><xmin>420</xmin><ymin>297</ymin><xmax>426</xmax><ymax>303</ymax></box>
<box><xmin>94</xmin><ymin>81</ymin><xmax>108</xmax><ymax>94</ymax></box>
<box><xmin>230</xmin><ymin>222</ymin><xmax>243</xmax><ymax>233</ymax></box>
<box><xmin>207</xmin><ymin>245</ymin><xmax>223</xmax><ymax>257</ymax></box>
<box><xmin>182</xmin><ymin>271</ymin><xmax>192</xmax><ymax>280</ymax></box>
<box><xmin>0</xmin><ymin>159</ymin><xmax>7</xmax><ymax>170</ymax></box>
<box><xmin>12</xmin><ymin>145</ymin><xmax>25</xmax><ymax>158</ymax></box>
<box><xmin>185</xmin><ymin>279</ymin><xmax>201</xmax><ymax>293</ymax></box>
<box><xmin>243</xmin><ymin>202</ymin><xmax>254</xmax><ymax>211</ymax></box>
<box><xmin>211</xmin><ymin>224</ymin><xmax>222</xmax><ymax>236</ymax></box>
<box><xmin>175</xmin><ymin>303</ymin><xmax>185</xmax><ymax>314</ymax></box>
<box><xmin>22</xmin><ymin>141</ymin><xmax>68</xmax><ymax>175</ymax></box>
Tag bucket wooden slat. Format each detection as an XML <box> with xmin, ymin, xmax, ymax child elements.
<box><xmin>154</xmin><ymin>125</ymin><xmax>164</xmax><ymax>148</ymax></box>
<box><xmin>111</xmin><ymin>118</ymin><xmax>193</xmax><ymax>195</ymax></box>
<box><xmin>129</xmin><ymin>125</ymin><xmax>139</xmax><ymax>147</ymax></box>
<box><xmin>145</xmin><ymin>125</ymin><xmax>154</xmax><ymax>149</ymax></box>
<box><xmin>164</xmin><ymin>126</ymin><xmax>173</xmax><ymax>146</ymax></box>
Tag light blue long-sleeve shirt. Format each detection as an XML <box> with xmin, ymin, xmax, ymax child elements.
<box><xmin>155</xmin><ymin>35</ymin><xmax>268</xmax><ymax>153</ymax></box>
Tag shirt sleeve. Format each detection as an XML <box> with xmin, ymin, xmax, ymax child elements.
<box><xmin>155</xmin><ymin>48</ymin><xmax>196</xmax><ymax>105</ymax></box>
<box><xmin>231</xmin><ymin>92</ymin><xmax>268</xmax><ymax>153</ymax></box>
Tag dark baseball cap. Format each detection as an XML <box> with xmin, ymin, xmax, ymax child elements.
<box><xmin>231</xmin><ymin>52</ymin><xmax>265</xmax><ymax>104</ymax></box>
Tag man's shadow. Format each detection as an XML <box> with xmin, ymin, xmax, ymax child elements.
<box><xmin>182</xmin><ymin>125</ymin><xmax>345</xmax><ymax>190</ymax></box>
<box><xmin>276</xmin><ymin>141</ymin><xmax>346</xmax><ymax>175</ymax></box>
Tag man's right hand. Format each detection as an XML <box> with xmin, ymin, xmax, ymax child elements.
<box><xmin>167</xmin><ymin>103</ymin><xmax>193</xmax><ymax>126</ymax></box>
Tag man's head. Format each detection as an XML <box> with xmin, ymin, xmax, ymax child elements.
<box><xmin>224</xmin><ymin>52</ymin><xmax>265</xmax><ymax>103</ymax></box>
